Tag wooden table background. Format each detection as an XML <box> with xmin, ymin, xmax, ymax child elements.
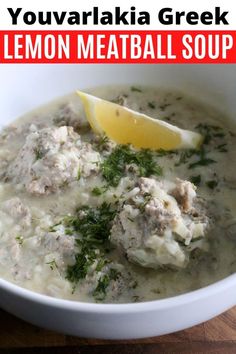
<box><xmin>0</xmin><ymin>307</ymin><xmax>235</xmax><ymax>353</ymax></box>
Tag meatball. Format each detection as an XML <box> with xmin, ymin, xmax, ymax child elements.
<box><xmin>110</xmin><ymin>177</ymin><xmax>209</xmax><ymax>269</ymax></box>
<box><xmin>7</xmin><ymin>126</ymin><xmax>101</xmax><ymax>195</ymax></box>
<box><xmin>53</xmin><ymin>103</ymin><xmax>89</xmax><ymax>132</ymax></box>
<box><xmin>170</xmin><ymin>178</ymin><xmax>196</xmax><ymax>213</ymax></box>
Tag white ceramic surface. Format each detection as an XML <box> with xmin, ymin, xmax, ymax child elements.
<box><xmin>0</xmin><ymin>64</ymin><xmax>235</xmax><ymax>339</ymax></box>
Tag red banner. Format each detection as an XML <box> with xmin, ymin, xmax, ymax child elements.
<box><xmin>0</xmin><ymin>30</ymin><xmax>235</xmax><ymax>63</ymax></box>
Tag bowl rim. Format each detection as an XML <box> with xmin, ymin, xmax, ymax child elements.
<box><xmin>0</xmin><ymin>272</ymin><xmax>235</xmax><ymax>314</ymax></box>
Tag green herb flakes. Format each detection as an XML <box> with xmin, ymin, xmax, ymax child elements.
<box><xmin>93</xmin><ymin>268</ymin><xmax>120</xmax><ymax>301</ymax></box>
<box><xmin>34</xmin><ymin>148</ymin><xmax>43</xmax><ymax>160</ymax></box>
<box><xmin>77</xmin><ymin>168</ymin><xmax>81</xmax><ymax>181</ymax></box>
<box><xmin>65</xmin><ymin>203</ymin><xmax>116</xmax><ymax>246</ymax></box>
<box><xmin>64</xmin><ymin>202</ymin><xmax>117</xmax><ymax>293</ymax></box>
<box><xmin>101</xmin><ymin>145</ymin><xmax>162</xmax><ymax>187</ymax></box>
<box><xmin>188</xmin><ymin>157</ymin><xmax>216</xmax><ymax>169</ymax></box>
<box><xmin>92</xmin><ymin>186</ymin><xmax>108</xmax><ymax>196</ymax></box>
<box><xmin>48</xmin><ymin>222</ymin><xmax>61</xmax><ymax>232</ymax></box>
<box><xmin>159</xmin><ymin>103</ymin><xmax>171</xmax><ymax>111</ymax></box>
<box><xmin>175</xmin><ymin>149</ymin><xmax>197</xmax><ymax>167</ymax></box>
<box><xmin>66</xmin><ymin>249</ymin><xmax>96</xmax><ymax>283</ymax></box>
<box><xmin>190</xmin><ymin>175</ymin><xmax>201</xmax><ymax>186</ymax></box>
<box><xmin>195</xmin><ymin>123</ymin><xmax>226</xmax><ymax>145</ymax></box>
<box><xmin>157</xmin><ymin>149</ymin><xmax>176</xmax><ymax>157</ymax></box>
<box><xmin>148</xmin><ymin>102</ymin><xmax>156</xmax><ymax>109</ymax></box>
<box><xmin>15</xmin><ymin>235</ymin><xmax>24</xmax><ymax>245</ymax></box>
<box><xmin>217</xmin><ymin>143</ymin><xmax>228</xmax><ymax>153</ymax></box>
<box><xmin>131</xmin><ymin>86</ymin><xmax>142</xmax><ymax>93</ymax></box>
<box><xmin>139</xmin><ymin>192</ymin><xmax>152</xmax><ymax>212</ymax></box>
<box><xmin>206</xmin><ymin>180</ymin><xmax>218</xmax><ymax>189</ymax></box>
<box><xmin>46</xmin><ymin>259</ymin><xmax>58</xmax><ymax>271</ymax></box>
<box><xmin>95</xmin><ymin>135</ymin><xmax>109</xmax><ymax>151</ymax></box>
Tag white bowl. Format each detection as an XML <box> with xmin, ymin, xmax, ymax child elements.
<box><xmin>0</xmin><ymin>64</ymin><xmax>235</xmax><ymax>339</ymax></box>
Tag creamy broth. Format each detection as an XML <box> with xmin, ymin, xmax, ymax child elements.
<box><xmin>0</xmin><ymin>85</ymin><xmax>236</xmax><ymax>303</ymax></box>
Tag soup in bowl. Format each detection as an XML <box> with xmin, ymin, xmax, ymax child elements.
<box><xmin>0</xmin><ymin>64</ymin><xmax>235</xmax><ymax>338</ymax></box>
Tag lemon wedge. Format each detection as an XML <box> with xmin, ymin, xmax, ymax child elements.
<box><xmin>77</xmin><ymin>90</ymin><xmax>203</xmax><ymax>150</ymax></box>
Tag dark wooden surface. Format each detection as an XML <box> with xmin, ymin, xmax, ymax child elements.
<box><xmin>0</xmin><ymin>307</ymin><xmax>236</xmax><ymax>353</ymax></box>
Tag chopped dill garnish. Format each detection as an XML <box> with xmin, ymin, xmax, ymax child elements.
<box><xmin>66</xmin><ymin>249</ymin><xmax>97</xmax><ymax>283</ymax></box>
<box><xmin>206</xmin><ymin>180</ymin><xmax>218</xmax><ymax>189</ymax></box>
<box><xmin>65</xmin><ymin>228</ymin><xmax>73</xmax><ymax>235</ymax></box>
<box><xmin>100</xmin><ymin>145</ymin><xmax>162</xmax><ymax>187</ymax></box>
<box><xmin>139</xmin><ymin>192</ymin><xmax>152</xmax><ymax>212</ymax></box>
<box><xmin>64</xmin><ymin>202</ymin><xmax>116</xmax><ymax>246</ymax></box>
<box><xmin>159</xmin><ymin>103</ymin><xmax>171</xmax><ymax>111</ymax></box>
<box><xmin>195</xmin><ymin>123</ymin><xmax>225</xmax><ymax>145</ymax></box>
<box><xmin>171</xmin><ymin>124</ymin><xmax>227</xmax><ymax>169</ymax></box>
<box><xmin>65</xmin><ymin>202</ymin><xmax>117</xmax><ymax>290</ymax></box>
<box><xmin>96</xmin><ymin>258</ymin><xmax>109</xmax><ymax>272</ymax></box>
<box><xmin>175</xmin><ymin>149</ymin><xmax>197</xmax><ymax>167</ymax></box>
<box><xmin>15</xmin><ymin>235</ymin><xmax>24</xmax><ymax>245</ymax></box>
<box><xmin>131</xmin><ymin>280</ymin><xmax>138</xmax><ymax>289</ymax></box>
<box><xmin>127</xmin><ymin>217</ymin><xmax>134</xmax><ymax>222</ymax></box>
<box><xmin>77</xmin><ymin>168</ymin><xmax>81</xmax><ymax>181</ymax></box>
<box><xmin>95</xmin><ymin>135</ymin><xmax>110</xmax><ymax>151</ymax></box>
<box><xmin>216</xmin><ymin>143</ymin><xmax>228</xmax><ymax>153</ymax></box>
<box><xmin>156</xmin><ymin>149</ymin><xmax>176</xmax><ymax>157</ymax></box>
<box><xmin>132</xmin><ymin>295</ymin><xmax>140</xmax><ymax>302</ymax></box>
<box><xmin>190</xmin><ymin>175</ymin><xmax>201</xmax><ymax>186</ymax></box>
<box><xmin>173</xmin><ymin>123</ymin><xmax>227</xmax><ymax>168</ymax></box>
<box><xmin>48</xmin><ymin>222</ymin><xmax>61</xmax><ymax>232</ymax></box>
<box><xmin>147</xmin><ymin>102</ymin><xmax>155</xmax><ymax>109</ymax></box>
<box><xmin>187</xmin><ymin>147</ymin><xmax>216</xmax><ymax>169</ymax></box>
<box><xmin>93</xmin><ymin>268</ymin><xmax>120</xmax><ymax>301</ymax></box>
<box><xmin>131</xmin><ymin>86</ymin><xmax>142</xmax><ymax>93</ymax></box>
<box><xmin>46</xmin><ymin>259</ymin><xmax>58</xmax><ymax>271</ymax></box>
<box><xmin>92</xmin><ymin>186</ymin><xmax>108</xmax><ymax>196</ymax></box>
<box><xmin>34</xmin><ymin>148</ymin><xmax>43</xmax><ymax>160</ymax></box>
<box><xmin>137</xmin><ymin>150</ymin><xmax>162</xmax><ymax>177</ymax></box>
<box><xmin>188</xmin><ymin>157</ymin><xmax>216</xmax><ymax>169</ymax></box>
<box><xmin>214</xmin><ymin>132</ymin><xmax>225</xmax><ymax>138</ymax></box>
